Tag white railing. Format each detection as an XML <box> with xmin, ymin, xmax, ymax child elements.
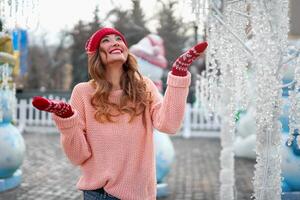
<box><xmin>16</xmin><ymin>96</ymin><xmax>67</xmax><ymax>134</ymax></box>
<box><xmin>15</xmin><ymin>96</ymin><xmax>221</xmax><ymax>137</ymax></box>
<box><xmin>181</xmin><ymin>104</ymin><xmax>220</xmax><ymax>138</ymax></box>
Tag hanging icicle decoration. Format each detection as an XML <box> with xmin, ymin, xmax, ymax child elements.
<box><xmin>196</xmin><ymin>0</ymin><xmax>250</xmax><ymax>199</ymax></box>
<box><xmin>195</xmin><ymin>0</ymin><xmax>292</xmax><ymax>199</ymax></box>
<box><xmin>228</xmin><ymin>3</ymin><xmax>250</xmax><ymax>111</ymax></box>
<box><xmin>191</xmin><ymin>0</ymin><xmax>220</xmax><ymax>114</ymax></box>
<box><xmin>0</xmin><ymin>63</ymin><xmax>15</xmax><ymax>123</ymax></box>
<box><xmin>198</xmin><ymin>1</ymin><xmax>222</xmax><ymax>115</ymax></box>
<box><xmin>0</xmin><ymin>63</ymin><xmax>10</xmax><ymax>90</ymax></box>
<box><xmin>216</xmin><ymin>1</ymin><xmax>249</xmax><ymax>199</ymax></box>
<box><xmin>196</xmin><ymin>6</ymin><xmax>234</xmax><ymax>199</ymax></box>
<box><xmin>190</xmin><ymin>0</ymin><xmax>209</xmax><ymax>36</ymax></box>
<box><xmin>198</xmin><ymin>0</ymin><xmax>252</xmax><ymax>115</ymax></box>
<box><xmin>250</xmin><ymin>0</ymin><xmax>289</xmax><ymax>199</ymax></box>
<box><xmin>0</xmin><ymin>0</ymin><xmax>40</xmax><ymax>31</ymax></box>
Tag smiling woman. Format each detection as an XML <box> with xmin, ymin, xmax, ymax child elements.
<box><xmin>98</xmin><ymin>34</ymin><xmax>129</xmax><ymax>67</ymax></box>
<box><xmin>85</xmin><ymin>28</ymin><xmax>150</xmax><ymax>124</ymax></box>
<box><xmin>32</xmin><ymin>27</ymin><xmax>207</xmax><ymax>200</ymax></box>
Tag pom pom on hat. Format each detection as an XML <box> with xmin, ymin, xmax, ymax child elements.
<box><xmin>85</xmin><ymin>27</ymin><xmax>128</xmax><ymax>54</ymax></box>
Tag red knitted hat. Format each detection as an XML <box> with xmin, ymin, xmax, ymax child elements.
<box><xmin>85</xmin><ymin>27</ymin><xmax>128</xmax><ymax>54</ymax></box>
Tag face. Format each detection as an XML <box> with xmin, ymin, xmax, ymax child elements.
<box><xmin>99</xmin><ymin>34</ymin><xmax>128</xmax><ymax>66</ymax></box>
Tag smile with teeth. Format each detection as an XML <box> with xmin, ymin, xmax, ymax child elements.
<box><xmin>109</xmin><ymin>49</ymin><xmax>123</xmax><ymax>54</ymax></box>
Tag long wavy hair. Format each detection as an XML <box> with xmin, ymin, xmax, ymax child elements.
<box><xmin>88</xmin><ymin>50</ymin><xmax>152</xmax><ymax>124</ymax></box>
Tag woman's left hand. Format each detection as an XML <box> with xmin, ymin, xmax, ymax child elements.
<box><xmin>171</xmin><ymin>41</ymin><xmax>208</xmax><ymax>76</ymax></box>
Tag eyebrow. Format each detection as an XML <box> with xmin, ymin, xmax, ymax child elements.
<box><xmin>103</xmin><ymin>35</ymin><xmax>120</xmax><ymax>39</ymax></box>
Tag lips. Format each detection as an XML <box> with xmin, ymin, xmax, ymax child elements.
<box><xmin>109</xmin><ymin>48</ymin><xmax>123</xmax><ymax>54</ymax></box>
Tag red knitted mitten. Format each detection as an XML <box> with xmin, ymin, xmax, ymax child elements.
<box><xmin>32</xmin><ymin>96</ymin><xmax>74</xmax><ymax>118</ymax></box>
<box><xmin>171</xmin><ymin>41</ymin><xmax>208</xmax><ymax>76</ymax></box>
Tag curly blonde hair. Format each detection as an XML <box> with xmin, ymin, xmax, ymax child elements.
<box><xmin>88</xmin><ymin>51</ymin><xmax>152</xmax><ymax>124</ymax></box>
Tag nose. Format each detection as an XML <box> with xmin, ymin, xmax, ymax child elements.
<box><xmin>112</xmin><ymin>39</ymin><xmax>120</xmax><ymax>47</ymax></box>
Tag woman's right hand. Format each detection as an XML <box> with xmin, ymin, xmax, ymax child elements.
<box><xmin>32</xmin><ymin>96</ymin><xmax>74</xmax><ymax>118</ymax></box>
<box><xmin>171</xmin><ymin>41</ymin><xmax>208</xmax><ymax>77</ymax></box>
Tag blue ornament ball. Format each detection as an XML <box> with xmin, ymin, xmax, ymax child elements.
<box><xmin>154</xmin><ymin>130</ymin><xmax>175</xmax><ymax>183</ymax></box>
<box><xmin>282</xmin><ymin>180</ymin><xmax>292</xmax><ymax>192</ymax></box>
<box><xmin>291</xmin><ymin>134</ymin><xmax>300</xmax><ymax>156</ymax></box>
<box><xmin>0</xmin><ymin>123</ymin><xmax>25</xmax><ymax>178</ymax></box>
<box><xmin>282</xmin><ymin>134</ymin><xmax>300</xmax><ymax>191</ymax></box>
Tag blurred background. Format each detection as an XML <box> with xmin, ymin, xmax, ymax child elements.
<box><xmin>0</xmin><ymin>0</ymin><xmax>300</xmax><ymax>200</ymax></box>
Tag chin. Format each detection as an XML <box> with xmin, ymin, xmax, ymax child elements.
<box><xmin>108</xmin><ymin>59</ymin><xmax>126</xmax><ymax>65</ymax></box>
<box><xmin>117</xmin><ymin>56</ymin><xmax>128</xmax><ymax>62</ymax></box>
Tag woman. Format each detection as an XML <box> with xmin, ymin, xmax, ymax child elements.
<box><xmin>32</xmin><ymin>27</ymin><xmax>207</xmax><ymax>200</ymax></box>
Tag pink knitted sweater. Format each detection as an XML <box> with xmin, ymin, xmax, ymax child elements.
<box><xmin>52</xmin><ymin>72</ymin><xmax>191</xmax><ymax>200</ymax></box>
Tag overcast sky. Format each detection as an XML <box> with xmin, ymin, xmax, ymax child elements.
<box><xmin>25</xmin><ymin>0</ymin><xmax>197</xmax><ymax>45</ymax></box>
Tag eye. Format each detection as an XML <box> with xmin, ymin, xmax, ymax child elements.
<box><xmin>115</xmin><ymin>36</ymin><xmax>122</xmax><ymax>41</ymax></box>
<box><xmin>101</xmin><ymin>38</ymin><xmax>109</xmax><ymax>43</ymax></box>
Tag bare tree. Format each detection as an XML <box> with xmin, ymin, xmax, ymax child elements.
<box><xmin>25</xmin><ymin>31</ymin><xmax>72</xmax><ymax>90</ymax></box>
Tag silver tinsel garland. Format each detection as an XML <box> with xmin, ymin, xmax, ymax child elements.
<box><xmin>195</xmin><ymin>0</ymin><xmax>250</xmax><ymax>199</ymax></box>
<box><xmin>250</xmin><ymin>0</ymin><xmax>289</xmax><ymax>199</ymax></box>
<box><xmin>0</xmin><ymin>0</ymin><xmax>40</xmax><ymax>30</ymax></box>
<box><xmin>216</xmin><ymin>1</ymin><xmax>249</xmax><ymax>199</ymax></box>
<box><xmin>193</xmin><ymin>0</ymin><xmax>292</xmax><ymax>199</ymax></box>
<box><xmin>0</xmin><ymin>63</ymin><xmax>16</xmax><ymax>123</ymax></box>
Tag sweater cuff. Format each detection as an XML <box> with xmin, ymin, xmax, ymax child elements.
<box><xmin>52</xmin><ymin>110</ymin><xmax>80</xmax><ymax>130</ymax></box>
<box><xmin>167</xmin><ymin>71</ymin><xmax>191</xmax><ymax>88</ymax></box>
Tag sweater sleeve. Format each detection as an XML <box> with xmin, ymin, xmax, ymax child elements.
<box><xmin>52</xmin><ymin>84</ymin><xmax>92</xmax><ymax>166</ymax></box>
<box><xmin>147</xmin><ymin>71</ymin><xmax>191</xmax><ymax>134</ymax></box>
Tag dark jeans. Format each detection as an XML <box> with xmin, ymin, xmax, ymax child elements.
<box><xmin>83</xmin><ymin>188</ymin><xmax>120</xmax><ymax>200</ymax></box>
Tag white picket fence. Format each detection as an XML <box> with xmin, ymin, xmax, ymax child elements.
<box><xmin>15</xmin><ymin>96</ymin><xmax>221</xmax><ymax>138</ymax></box>
<box><xmin>16</xmin><ymin>96</ymin><xmax>67</xmax><ymax>134</ymax></box>
<box><xmin>181</xmin><ymin>104</ymin><xmax>220</xmax><ymax>138</ymax></box>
